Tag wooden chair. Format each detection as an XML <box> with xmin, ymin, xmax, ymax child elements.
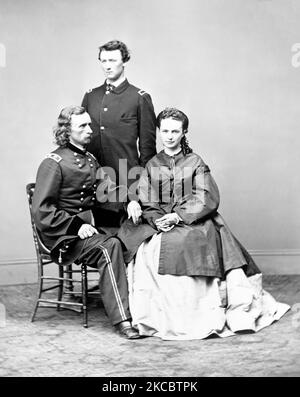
<box><xmin>26</xmin><ymin>183</ymin><xmax>99</xmax><ymax>328</ymax></box>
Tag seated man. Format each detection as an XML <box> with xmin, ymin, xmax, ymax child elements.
<box><xmin>32</xmin><ymin>105</ymin><xmax>140</xmax><ymax>339</ymax></box>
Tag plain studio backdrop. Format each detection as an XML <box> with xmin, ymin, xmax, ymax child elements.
<box><xmin>0</xmin><ymin>0</ymin><xmax>299</xmax><ymax>283</ymax></box>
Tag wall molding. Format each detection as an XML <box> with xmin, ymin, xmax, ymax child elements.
<box><xmin>0</xmin><ymin>258</ymin><xmax>37</xmax><ymax>266</ymax></box>
<box><xmin>1</xmin><ymin>250</ymin><xmax>300</xmax><ymax>267</ymax></box>
<box><xmin>249</xmin><ymin>249</ymin><xmax>300</xmax><ymax>256</ymax></box>
<box><xmin>0</xmin><ymin>250</ymin><xmax>299</xmax><ymax>285</ymax></box>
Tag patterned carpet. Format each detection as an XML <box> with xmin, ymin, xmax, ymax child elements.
<box><xmin>0</xmin><ymin>275</ymin><xmax>299</xmax><ymax>377</ymax></box>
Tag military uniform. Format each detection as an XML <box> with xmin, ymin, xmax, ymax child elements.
<box><xmin>81</xmin><ymin>79</ymin><xmax>157</xmax><ymax>226</ymax></box>
<box><xmin>32</xmin><ymin>142</ymin><xmax>131</xmax><ymax>325</ymax></box>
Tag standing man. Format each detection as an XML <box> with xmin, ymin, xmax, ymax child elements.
<box><xmin>81</xmin><ymin>40</ymin><xmax>156</xmax><ymax>227</ymax></box>
<box><xmin>32</xmin><ymin>106</ymin><xmax>140</xmax><ymax>339</ymax></box>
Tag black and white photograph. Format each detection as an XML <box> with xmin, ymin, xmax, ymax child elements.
<box><xmin>0</xmin><ymin>0</ymin><xmax>299</xmax><ymax>382</ymax></box>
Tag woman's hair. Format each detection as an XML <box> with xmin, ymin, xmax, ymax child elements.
<box><xmin>98</xmin><ymin>40</ymin><xmax>131</xmax><ymax>63</ymax></box>
<box><xmin>156</xmin><ymin>107</ymin><xmax>193</xmax><ymax>155</ymax></box>
<box><xmin>53</xmin><ymin>106</ymin><xmax>86</xmax><ymax>147</ymax></box>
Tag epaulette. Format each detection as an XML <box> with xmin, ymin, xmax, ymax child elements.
<box><xmin>138</xmin><ymin>89</ymin><xmax>147</xmax><ymax>96</ymax></box>
<box><xmin>46</xmin><ymin>153</ymin><xmax>62</xmax><ymax>163</ymax></box>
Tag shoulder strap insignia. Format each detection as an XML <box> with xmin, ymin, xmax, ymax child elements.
<box><xmin>138</xmin><ymin>89</ymin><xmax>147</xmax><ymax>96</ymax></box>
<box><xmin>46</xmin><ymin>153</ymin><xmax>62</xmax><ymax>163</ymax></box>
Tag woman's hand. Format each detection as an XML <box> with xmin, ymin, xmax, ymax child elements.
<box><xmin>155</xmin><ymin>213</ymin><xmax>181</xmax><ymax>232</ymax></box>
<box><xmin>127</xmin><ymin>200</ymin><xmax>142</xmax><ymax>224</ymax></box>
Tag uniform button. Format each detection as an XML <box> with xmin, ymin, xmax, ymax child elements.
<box><xmin>90</xmin><ymin>164</ymin><xmax>93</xmax><ymax>168</ymax></box>
<box><xmin>104</xmin><ymin>107</ymin><xmax>108</xmax><ymax>112</ymax></box>
<box><xmin>79</xmin><ymin>208</ymin><xmax>82</xmax><ymax>212</ymax></box>
<box><xmin>76</xmin><ymin>159</ymin><xmax>80</xmax><ymax>162</ymax></box>
<box><xmin>80</xmin><ymin>192</ymin><xmax>84</xmax><ymax>195</ymax></box>
<box><xmin>78</xmin><ymin>164</ymin><xmax>82</xmax><ymax>168</ymax></box>
<box><xmin>106</xmin><ymin>90</ymin><xmax>110</xmax><ymax>95</ymax></box>
<box><xmin>88</xmin><ymin>158</ymin><xmax>91</xmax><ymax>162</ymax></box>
<box><xmin>82</xmin><ymin>185</ymin><xmax>86</xmax><ymax>188</ymax></box>
<box><xmin>92</xmin><ymin>197</ymin><xmax>95</xmax><ymax>201</ymax></box>
<box><xmin>74</xmin><ymin>152</ymin><xmax>78</xmax><ymax>156</ymax></box>
<box><xmin>93</xmin><ymin>184</ymin><xmax>97</xmax><ymax>187</ymax></box>
<box><xmin>80</xmin><ymin>198</ymin><xmax>84</xmax><ymax>202</ymax></box>
<box><xmin>100</xmin><ymin>126</ymin><xmax>105</xmax><ymax>130</ymax></box>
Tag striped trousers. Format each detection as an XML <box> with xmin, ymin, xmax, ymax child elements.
<box><xmin>75</xmin><ymin>234</ymin><xmax>131</xmax><ymax>325</ymax></box>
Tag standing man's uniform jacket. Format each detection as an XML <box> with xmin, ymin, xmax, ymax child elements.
<box><xmin>81</xmin><ymin>79</ymin><xmax>157</xmax><ymax>187</ymax></box>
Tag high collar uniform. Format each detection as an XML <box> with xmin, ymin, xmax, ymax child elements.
<box><xmin>32</xmin><ymin>143</ymin><xmax>99</xmax><ymax>249</ymax></box>
<box><xmin>81</xmin><ymin>78</ymin><xmax>156</xmax><ymax>187</ymax></box>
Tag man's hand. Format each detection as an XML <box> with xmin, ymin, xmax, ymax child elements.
<box><xmin>78</xmin><ymin>224</ymin><xmax>99</xmax><ymax>239</ymax></box>
<box><xmin>155</xmin><ymin>213</ymin><xmax>181</xmax><ymax>232</ymax></box>
<box><xmin>127</xmin><ymin>200</ymin><xmax>142</xmax><ymax>225</ymax></box>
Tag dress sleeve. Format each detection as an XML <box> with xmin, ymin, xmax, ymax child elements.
<box><xmin>173</xmin><ymin>164</ymin><xmax>220</xmax><ymax>225</ymax></box>
<box><xmin>32</xmin><ymin>159</ymin><xmax>84</xmax><ymax>238</ymax></box>
<box><xmin>138</xmin><ymin>165</ymin><xmax>165</xmax><ymax>228</ymax></box>
<box><xmin>137</xmin><ymin>92</ymin><xmax>157</xmax><ymax>167</ymax></box>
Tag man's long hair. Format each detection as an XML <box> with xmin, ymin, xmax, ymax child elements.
<box><xmin>53</xmin><ymin>106</ymin><xmax>86</xmax><ymax>147</ymax></box>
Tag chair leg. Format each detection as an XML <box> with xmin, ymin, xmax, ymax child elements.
<box><xmin>31</xmin><ymin>260</ymin><xmax>44</xmax><ymax>322</ymax></box>
<box><xmin>81</xmin><ymin>263</ymin><xmax>88</xmax><ymax>328</ymax></box>
<box><xmin>57</xmin><ymin>266</ymin><xmax>64</xmax><ymax>311</ymax></box>
<box><xmin>65</xmin><ymin>264</ymin><xmax>74</xmax><ymax>294</ymax></box>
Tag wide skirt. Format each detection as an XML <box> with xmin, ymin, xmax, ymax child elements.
<box><xmin>128</xmin><ymin>234</ymin><xmax>290</xmax><ymax>340</ymax></box>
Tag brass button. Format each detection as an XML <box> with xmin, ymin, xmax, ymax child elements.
<box><xmin>104</xmin><ymin>107</ymin><xmax>108</xmax><ymax>111</ymax></box>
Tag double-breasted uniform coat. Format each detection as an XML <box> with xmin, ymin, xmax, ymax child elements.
<box><xmin>32</xmin><ymin>143</ymin><xmax>131</xmax><ymax>325</ymax></box>
<box><xmin>81</xmin><ymin>79</ymin><xmax>157</xmax><ymax>226</ymax></box>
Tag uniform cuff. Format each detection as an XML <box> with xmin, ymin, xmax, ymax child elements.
<box><xmin>66</xmin><ymin>216</ymin><xmax>85</xmax><ymax>236</ymax></box>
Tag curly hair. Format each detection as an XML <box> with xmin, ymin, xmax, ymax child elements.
<box><xmin>53</xmin><ymin>106</ymin><xmax>86</xmax><ymax>147</ymax></box>
<box><xmin>98</xmin><ymin>40</ymin><xmax>131</xmax><ymax>63</ymax></box>
<box><xmin>156</xmin><ymin>107</ymin><xmax>193</xmax><ymax>155</ymax></box>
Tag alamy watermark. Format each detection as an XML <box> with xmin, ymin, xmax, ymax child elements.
<box><xmin>95</xmin><ymin>161</ymin><xmax>207</xmax><ymax>214</ymax></box>
<box><xmin>291</xmin><ymin>43</ymin><xmax>300</xmax><ymax>68</ymax></box>
<box><xmin>0</xmin><ymin>43</ymin><xmax>6</xmax><ymax>68</ymax></box>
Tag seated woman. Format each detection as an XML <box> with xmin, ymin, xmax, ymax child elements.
<box><xmin>118</xmin><ymin>107</ymin><xmax>290</xmax><ymax>340</ymax></box>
